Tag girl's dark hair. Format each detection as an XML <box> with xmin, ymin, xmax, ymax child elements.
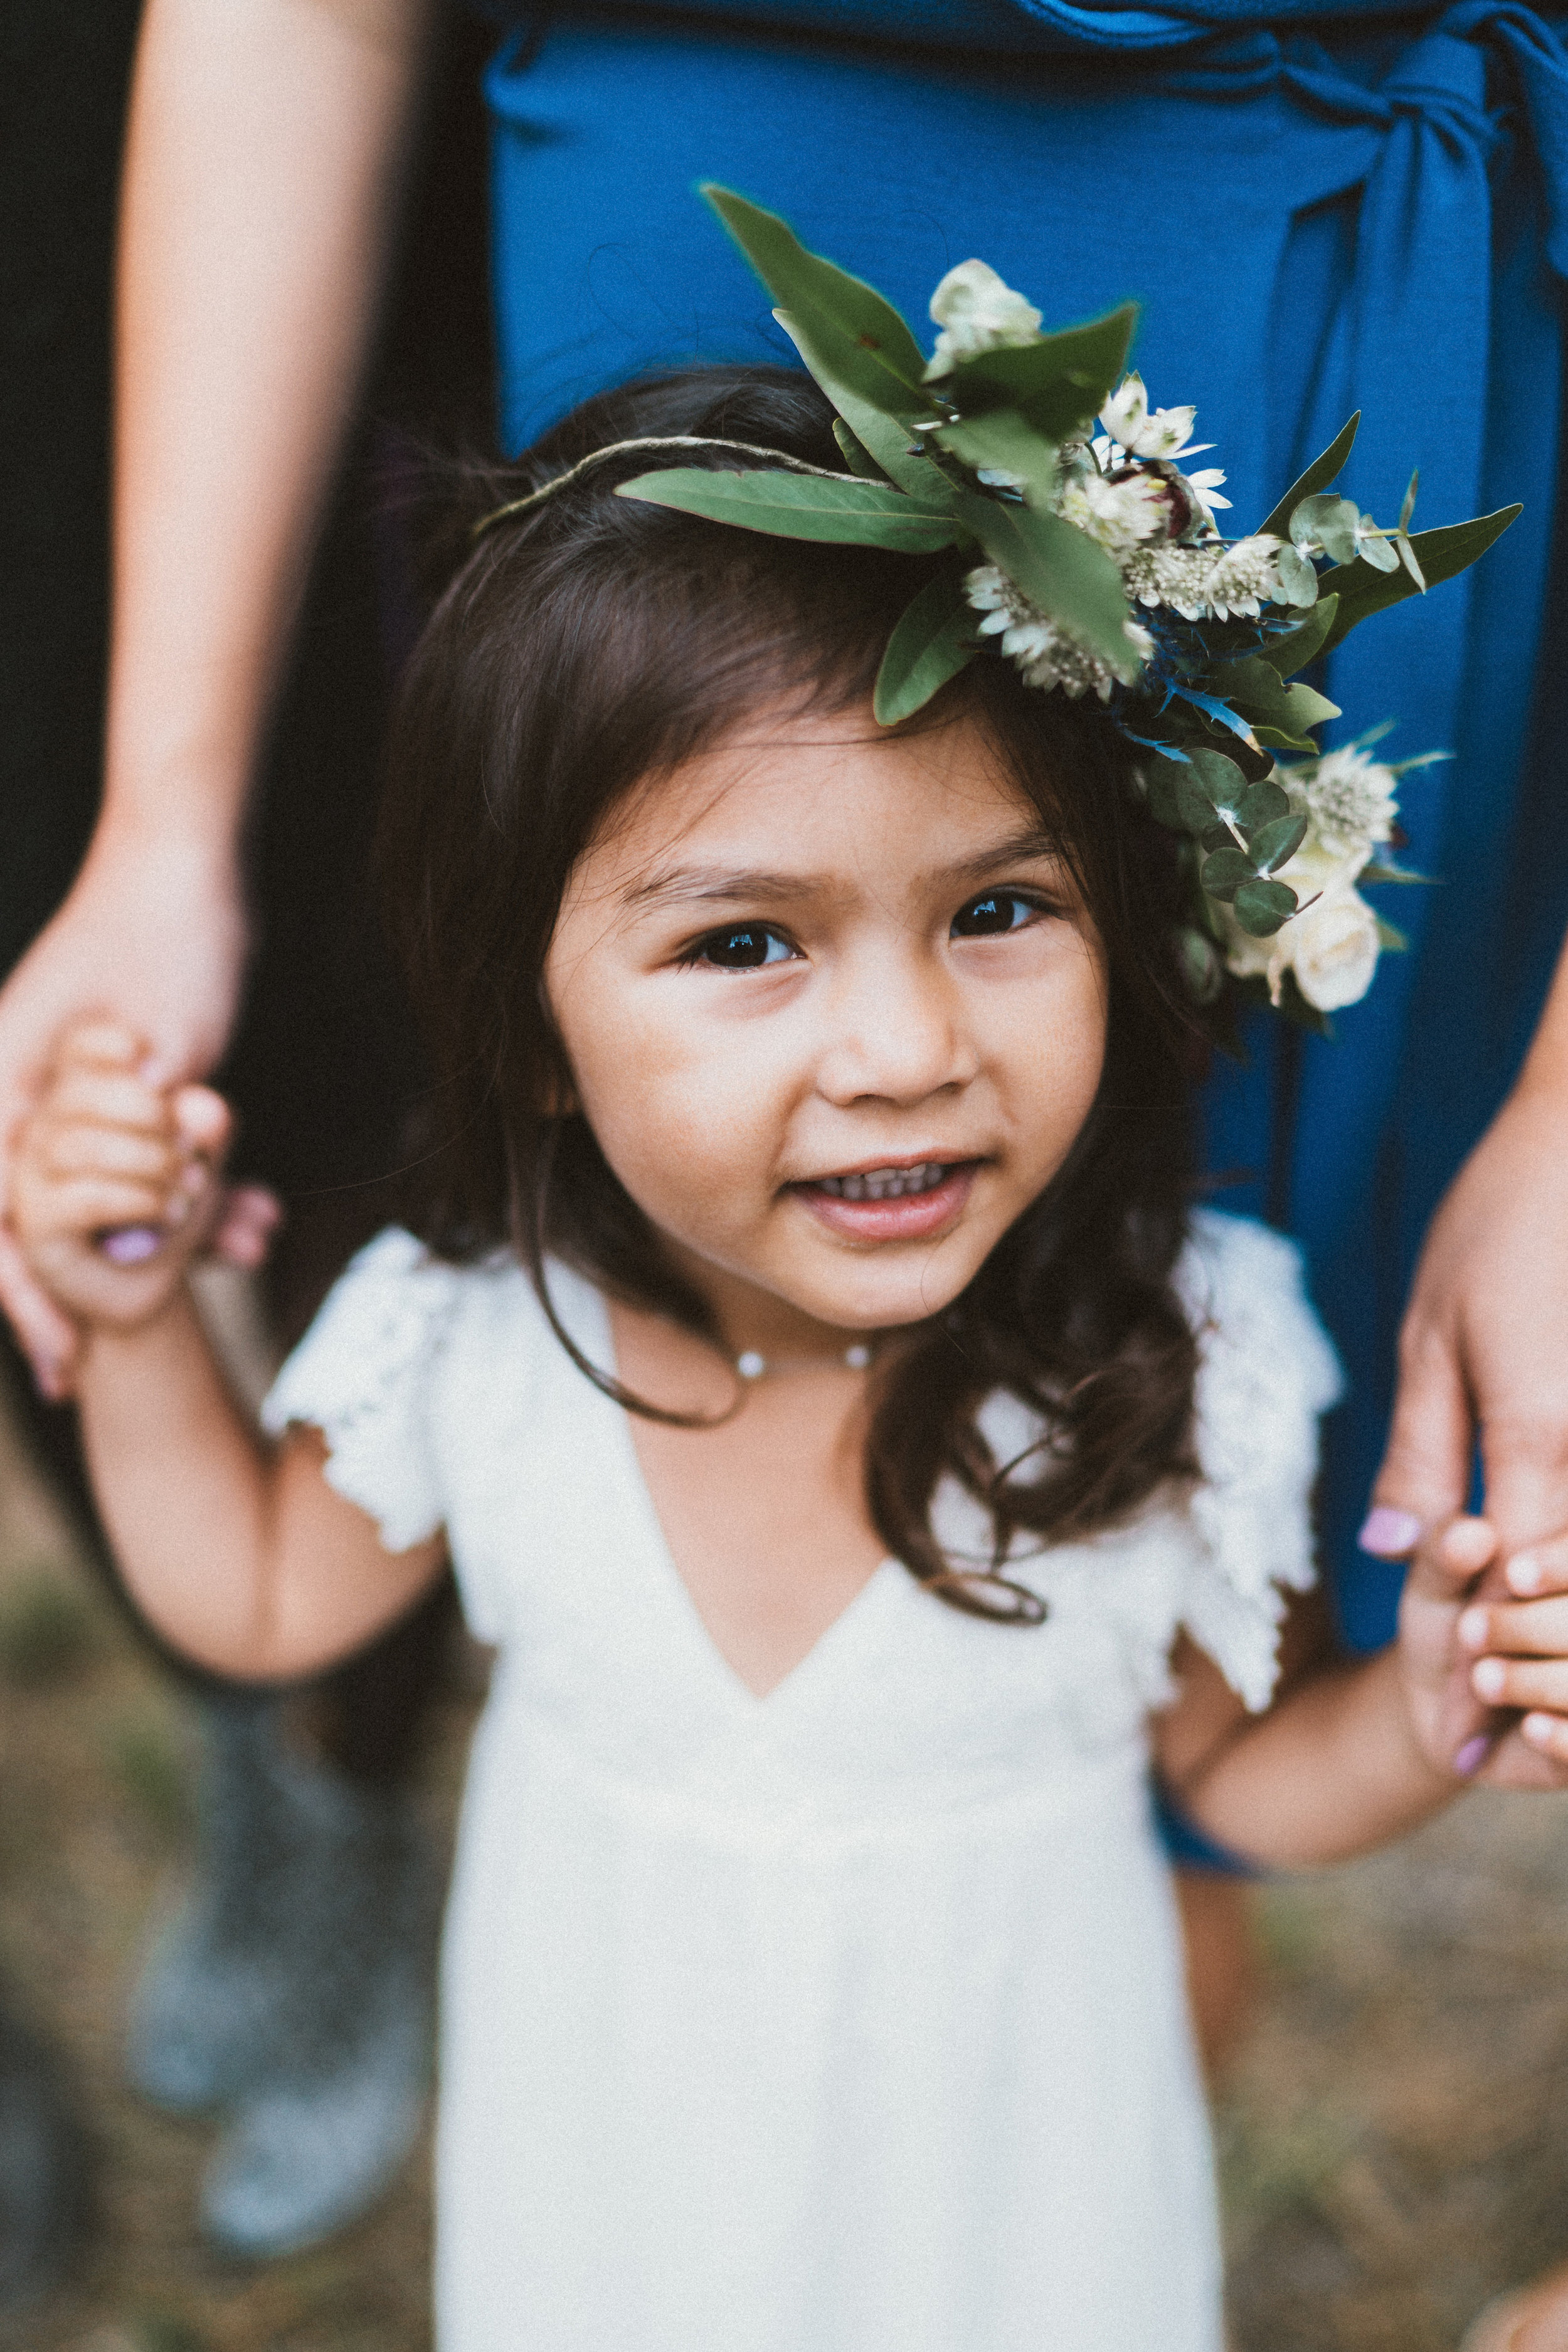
<box><xmin>380</xmin><ymin>366</ymin><xmax>1205</xmax><ymax>1617</ymax></box>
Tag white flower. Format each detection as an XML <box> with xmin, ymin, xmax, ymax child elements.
<box><xmin>926</xmin><ymin>262</ymin><xmax>1043</xmax><ymax>378</ymax></box>
<box><xmin>1120</xmin><ymin>534</ymin><xmax>1286</xmax><ymax>622</ymax></box>
<box><xmin>1057</xmin><ymin>467</ymin><xmax>1168</xmax><ymax>552</ymax></box>
<box><xmin>1180</xmin><ymin>465</ymin><xmax>1231</xmax><ymax>523</ymax></box>
<box><xmin>1218</xmin><ymin>879</ymin><xmax>1381</xmax><ymax>1012</ymax></box>
<box><xmin>1099</xmin><ymin>373</ymin><xmax>1199</xmax><ymax>463</ymax></box>
<box><xmin>965</xmin><ymin>565</ymin><xmax>1152</xmax><ymax>699</ymax></box>
<box><xmin>1288</xmin><ymin>745</ymin><xmax>1399</xmax><ymax>862</ymax></box>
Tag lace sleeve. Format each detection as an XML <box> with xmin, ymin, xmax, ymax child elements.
<box><xmin>1175</xmin><ymin>1210</ymin><xmax>1343</xmax><ymax>1712</ymax></box>
<box><xmin>260</xmin><ymin>1227</ymin><xmax>461</xmax><ymax>1554</ymax></box>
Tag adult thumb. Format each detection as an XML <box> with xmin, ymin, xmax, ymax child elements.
<box><xmin>1361</xmin><ymin>1329</ymin><xmax>1473</xmax><ymax>1559</ymax></box>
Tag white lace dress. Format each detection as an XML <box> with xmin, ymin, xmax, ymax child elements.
<box><xmin>262</xmin><ymin>1208</ymin><xmax>1340</xmax><ymax>2352</ymax></box>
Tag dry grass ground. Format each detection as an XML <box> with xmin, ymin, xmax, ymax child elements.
<box><xmin>4</xmin><ymin>1375</ymin><xmax>1568</xmax><ymax>2352</ymax></box>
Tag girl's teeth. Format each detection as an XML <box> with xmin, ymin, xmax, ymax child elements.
<box><xmin>817</xmin><ymin>1163</ymin><xmax>949</xmax><ymax>1202</ymax></box>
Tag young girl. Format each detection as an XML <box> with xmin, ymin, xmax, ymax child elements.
<box><xmin>16</xmin><ymin>364</ymin><xmax>1568</xmax><ymax>2352</ymax></box>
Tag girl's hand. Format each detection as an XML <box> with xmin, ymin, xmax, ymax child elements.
<box><xmin>1399</xmin><ymin>1515</ymin><xmax>1568</xmax><ymax>1789</ymax></box>
<box><xmin>11</xmin><ymin>1018</ymin><xmax>233</xmax><ymax>1335</ymax></box>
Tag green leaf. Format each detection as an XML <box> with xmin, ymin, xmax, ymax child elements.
<box><xmin>702</xmin><ymin>187</ymin><xmax>928</xmax><ymax>416</ymax></box>
<box><xmin>1256</xmin><ymin>413</ymin><xmax>1360</xmax><ymax>539</ymax></box>
<box><xmin>954</xmin><ymin>490</ymin><xmax>1137</xmax><ymax>677</ymax></box>
<box><xmin>616</xmin><ymin>465</ymin><xmax>960</xmax><ymax>552</ymax></box>
<box><xmin>1231</xmin><ymin>877</ymin><xmax>1300</xmax><ymax>935</ymax></box>
<box><xmin>1272</xmin><ymin>544</ymin><xmax>1321</xmax><ymax>608</ymax></box>
<box><xmin>1247</xmin><ymin>813</ymin><xmax>1308</xmax><ymax>873</ymax></box>
<box><xmin>1357</xmin><ymin>530</ymin><xmax>1402</xmax><ymax>574</ymax></box>
<box><xmin>1375</xmin><ymin>915</ymin><xmax>1410</xmax><ymax>953</ymax></box>
<box><xmin>1187</xmin><ymin>748</ymin><xmax>1248</xmax><ymax>812</ymax></box>
<box><xmin>1291</xmin><ymin>492</ymin><xmax>1361</xmax><ymax>566</ymax></box>
<box><xmin>1279</xmin><ymin>681</ymin><xmax>1341</xmax><ymax>732</ymax></box>
<box><xmin>1396</xmin><ymin>532</ymin><xmax>1426</xmax><ymax>589</ymax></box>
<box><xmin>832</xmin><ymin>418</ymin><xmax>886</xmax><ymax>480</ymax></box>
<box><xmin>1319</xmin><ymin>506</ymin><xmax>1522</xmax><ymax>652</ymax></box>
<box><xmin>1258</xmin><ymin>595</ymin><xmax>1340</xmax><ymax>677</ymax></box>
<box><xmin>1399</xmin><ymin>468</ymin><xmax>1419</xmax><ymax>532</ymax></box>
<box><xmin>1361</xmin><ymin>859</ymin><xmax>1432</xmax><ymax>886</ymax></box>
<box><xmin>1174</xmin><ymin>924</ymin><xmax>1224</xmax><ymax>1004</ymax></box>
<box><xmin>775</xmin><ymin>310</ymin><xmax>953</xmax><ymax>495</ymax></box>
<box><xmin>931</xmin><ymin>411</ymin><xmax>1058</xmax><ymax>506</ymax></box>
<box><xmin>1200</xmin><ymin>846</ymin><xmax>1257</xmax><ymax>899</ymax></box>
<box><xmin>873</xmin><ymin>570</ymin><xmax>980</xmax><ymax>725</ymax></box>
<box><xmin>936</xmin><ymin>305</ymin><xmax>1139</xmax><ymax>437</ymax></box>
<box><xmin>1236</xmin><ymin>778</ymin><xmax>1290</xmax><ymax>829</ymax></box>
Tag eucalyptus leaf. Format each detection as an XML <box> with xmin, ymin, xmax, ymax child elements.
<box><xmin>1318</xmin><ymin>505</ymin><xmax>1522</xmax><ymax>652</ymax></box>
<box><xmin>1356</xmin><ymin>531</ymin><xmax>1402</xmax><ymax>574</ymax></box>
<box><xmin>1247</xmin><ymin>813</ymin><xmax>1308</xmax><ymax>873</ymax></box>
<box><xmin>775</xmin><ymin>310</ymin><xmax>953</xmax><ymax>494</ymax></box>
<box><xmin>1272</xmin><ymin>543</ymin><xmax>1321</xmax><ymax>608</ymax></box>
<box><xmin>1187</xmin><ymin>748</ymin><xmax>1248</xmax><ymax>811</ymax></box>
<box><xmin>873</xmin><ymin>569</ymin><xmax>980</xmax><ymax>725</ymax></box>
<box><xmin>1258</xmin><ymin>595</ymin><xmax>1340</xmax><ymax>677</ymax></box>
<box><xmin>1396</xmin><ymin>532</ymin><xmax>1427</xmax><ymax>589</ymax></box>
<box><xmin>1231</xmin><ymin>877</ymin><xmax>1300</xmax><ymax>936</ymax></box>
<box><xmin>954</xmin><ymin>490</ymin><xmax>1138</xmax><ymax>677</ymax></box>
<box><xmin>616</xmin><ymin>466</ymin><xmax>960</xmax><ymax>551</ymax></box>
<box><xmin>1199</xmin><ymin>820</ymin><xmax>1236</xmax><ymax>854</ymax></box>
<box><xmin>702</xmin><ymin>186</ymin><xmax>928</xmax><ymax>415</ymax></box>
<box><xmin>1291</xmin><ymin>492</ymin><xmax>1361</xmax><ymax>566</ymax></box>
<box><xmin>1375</xmin><ymin>915</ymin><xmax>1410</xmax><ymax>953</ymax></box>
<box><xmin>1236</xmin><ymin>779</ymin><xmax>1290</xmax><ymax>829</ymax></box>
<box><xmin>1399</xmin><ymin>468</ymin><xmax>1419</xmax><ymax>532</ymax></box>
<box><xmin>1175</xmin><ymin>924</ymin><xmax>1224</xmax><ymax>1004</ymax></box>
<box><xmin>1200</xmin><ymin>846</ymin><xmax>1257</xmax><ymax>897</ymax></box>
<box><xmin>1256</xmin><ymin>412</ymin><xmax>1360</xmax><ymax>539</ymax></box>
<box><xmin>936</xmin><ymin>305</ymin><xmax>1138</xmax><ymax>437</ymax></box>
<box><xmin>1361</xmin><ymin>859</ymin><xmax>1431</xmax><ymax>886</ymax></box>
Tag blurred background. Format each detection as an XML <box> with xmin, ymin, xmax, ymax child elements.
<box><xmin>8</xmin><ymin>5</ymin><xmax>1568</xmax><ymax>2348</ymax></box>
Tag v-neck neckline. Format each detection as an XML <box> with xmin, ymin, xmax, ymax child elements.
<box><xmin>587</xmin><ymin>1286</ymin><xmax>898</xmax><ymax>1710</ymax></box>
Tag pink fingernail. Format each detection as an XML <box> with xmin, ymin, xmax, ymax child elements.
<box><xmin>1359</xmin><ymin>1507</ymin><xmax>1423</xmax><ymax>1557</ymax></box>
<box><xmin>1454</xmin><ymin>1733</ymin><xmax>1493</xmax><ymax>1777</ymax></box>
<box><xmin>100</xmin><ymin>1226</ymin><xmax>162</xmax><ymax>1265</ymax></box>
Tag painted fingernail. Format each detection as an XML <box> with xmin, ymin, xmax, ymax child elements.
<box><xmin>1458</xmin><ymin>1604</ymin><xmax>1488</xmax><ymax>1649</ymax></box>
<box><xmin>1473</xmin><ymin>1657</ymin><xmax>1507</xmax><ymax>1700</ymax></box>
<box><xmin>100</xmin><ymin>1226</ymin><xmax>162</xmax><ymax>1265</ymax></box>
<box><xmin>1509</xmin><ymin>1553</ymin><xmax>1543</xmax><ymax>1594</ymax></box>
<box><xmin>1454</xmin><ymin>1733</ymin><xmax>1493</xmax><ymax>1777</ymax></box>
<box><xmin>1358</xmin><ymin>1506</ymin><xmax>1423</xmax><ymax>1556</ymax></box>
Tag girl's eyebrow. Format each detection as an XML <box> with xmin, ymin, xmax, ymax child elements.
<box><xmin>622</xmin><ymin>828</ymin><xmax>1065</xmax><ymax>913</ymax></box>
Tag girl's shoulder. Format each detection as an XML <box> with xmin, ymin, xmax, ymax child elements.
<box><xmin>1172</xmin><ymin>1209</ymin><xmax>1343</xmax><ymax>1708</ymax></box>
<box><xmin>260</xmin><ymin>1226</ymin><xmax>585</xmax><ymax>1550</ymax></box>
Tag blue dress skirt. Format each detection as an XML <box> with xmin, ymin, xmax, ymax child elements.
<box><xmin>480</xmin><ymin>0</ymin><xmax>1568</xmax><ymax>1651</ymax></box>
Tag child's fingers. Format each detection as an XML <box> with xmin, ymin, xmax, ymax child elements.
<box><xmin>50</xmin><ymin>1017</ymin><xmax>152</xmax><ymax>1079</ymax></box>
<box><xmin>1468</xmin><ymin>1654</ymin><xmax>1568</xmax><ymax>1714</ymax></box>
<box><xmin>39</xmin><ymin>1118</ymin><xmax>180</xmax><ymax>1187</ymax></box>
<box><xmin>27</xmin><ymin>1173</ymin><xmax>174</xmax><ymax>1237</ymax></box>
<box><xmin>47</xmin><ymin>1064</ymin><xmax>176</xmax><ymax>1137</ymax></box>
<box><xmin>1459</xmin><ymin>1594</ymin><xmax>1568</xmax><ymax>1658</ymax></box>
<box><xmin>1517</xmin><ymin>1712</ymin><xmax>1568</xmax><ymax>1767</ymax></box>
<box><xmin>1503</xmin><ymin>1537</ymin><xmax>1568</xmax><ymax>1598</ymax></box>
<box><xmin>171</xmin><ymin>1083</ymin><xmax>232</xmax><ymax>1161</ymax></box>
<box><xmin>1401</xmin><ymin>1512</ymin><xmax>1497</xmax><ymax>1604</ymax></box>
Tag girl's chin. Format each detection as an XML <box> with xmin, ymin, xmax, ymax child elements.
<box><xmin>790</xmin><ymin>1162</ymin><xmax>978</xmax><ymax>1246</ymax></box>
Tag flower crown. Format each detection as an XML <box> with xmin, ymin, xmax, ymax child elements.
<box><xmin>480</xmin><ymin>188</ymin><xmax>1518</xmax><ymax>1029</ymax></box>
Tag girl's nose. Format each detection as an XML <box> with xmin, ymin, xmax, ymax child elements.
<box><xmin>814</xmin><ymin>956</ymin><xmax>979</xmax><ymax>1108</ymax></box>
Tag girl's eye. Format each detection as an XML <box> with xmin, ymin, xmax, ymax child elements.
<box><xmin>950</xmin><ymin>891</ymin><xmax>1046</xmax><ymax>939</ymax></box>
<box><xmin>688</xmin><ymin>924</ymin><xmax>797</xmax><ymax>971</ymax></box>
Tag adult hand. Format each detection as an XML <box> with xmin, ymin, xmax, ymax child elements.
<box><xmin>1362</xmin><ymin>1079</ymin><xmax>1568</xmax><ymax>1577</ymax></box>
<box><xmin>0</xmin><ymin>822</ymin><xmax>251</xmax><ymax>1396</ymax></box>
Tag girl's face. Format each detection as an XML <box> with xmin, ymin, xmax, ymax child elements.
<box><xmin>543</xmin><ymin>702</ymin><xmax>1108</xmax><ymax>1352</ymax></box>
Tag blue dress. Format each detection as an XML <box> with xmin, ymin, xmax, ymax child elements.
<box><xmin>481</xmin><ymin>0</ymin><xmax>1568</xmax><ymax>1649</ymax></box>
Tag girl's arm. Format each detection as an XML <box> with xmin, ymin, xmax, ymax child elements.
<box><xmin>1155</xmin><ymin>1517</ymin><xmax>1568</xmax><ymax>1870</ymax></box>
<box><xmin>0</xmin><ymin>0</ymin><xmax>435</xmax><ymax>1393</ymax></box>
<box><xmin>12</xmin><ymin>1022</ymin><xmax>445</xmax><ymax>1682</ymax></box>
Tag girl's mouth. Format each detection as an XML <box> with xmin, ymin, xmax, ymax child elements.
<box><xmin>792</xmin><ymin>1160</ymin><xmax>979</xmax><ymax>1242</ymax></box>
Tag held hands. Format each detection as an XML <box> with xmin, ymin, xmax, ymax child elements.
<box><xmin>1399</xmin><ymin>1512</ymin><xmax>1568</xmax><ymax>1789</ymax></box>
<box><xmin>11</xmin><ymin>1019</ymin><xmax>241</xmax><ymax>1335</ymax></box>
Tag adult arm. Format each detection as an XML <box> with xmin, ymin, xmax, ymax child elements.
<box><xmin>0</xmin><ymin>0</ymin><xmax>437</xmax><ymax>1391</ymax></box>
<box><xmin>1365</xmin><ymin>929</ymin><xmax>1568</xmax><ymax>1559</ymax></box>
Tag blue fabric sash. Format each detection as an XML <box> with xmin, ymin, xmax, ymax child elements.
<box><xmin>485</xmin><ymin>4</ymin><xmax>1568</xmax><ymax>1641</ymax></box>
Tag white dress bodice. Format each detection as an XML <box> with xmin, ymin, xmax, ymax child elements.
<box><xmin>263</xmin><ymin>1209</ymin><xmax>1340</xmax><ymax>2352</ymax></box>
